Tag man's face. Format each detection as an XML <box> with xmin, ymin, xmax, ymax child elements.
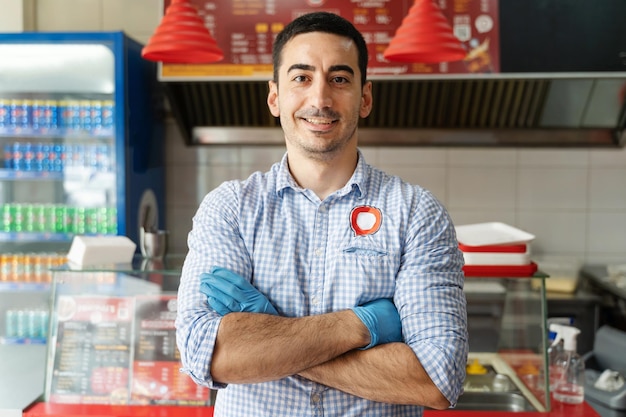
<box><xmin>267</xmin><ymin>32</ymin><xmax>372</xmax><ymax>160</ymax></box>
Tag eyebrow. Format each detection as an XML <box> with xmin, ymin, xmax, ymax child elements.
<box><xmin>287</xmin><ymin>63</ymin><xmax>355</xmax><ymax>76</ymax></box>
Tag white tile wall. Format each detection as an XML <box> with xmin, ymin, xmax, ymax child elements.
<box><xmin>8</xmin><ymin>0</ymin><xmax>626</xmax><ymax>263</ymax></box>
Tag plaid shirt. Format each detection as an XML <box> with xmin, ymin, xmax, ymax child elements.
<box><xmin>176</xmin><ymin>151</ymin><xmax>468</xmax><ymax>417</ymax></box>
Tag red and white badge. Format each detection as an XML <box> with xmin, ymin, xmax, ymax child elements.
<box><xmin>350</xmin><ymin>206</ymin><xmax>382</xmax><ymax>236</ymax></box>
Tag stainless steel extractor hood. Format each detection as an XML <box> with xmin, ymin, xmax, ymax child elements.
<box><xmin>162</xmin><ymin>0</ymin><xmax>626</xmax><ymax>147</ymax></box>
<box><xmin>164</xmin><ymin>76</ymin><xmax>626</xmax><ymax>147</ymax></box>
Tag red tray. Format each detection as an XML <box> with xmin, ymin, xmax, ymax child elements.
<box><xmin>459</xmin><ymin>243</ymin><xmax>527</xmax><ymax>253</ymax></box>
<box><xmin>463</xmin><ymin>262</ymin><xmax>538</xmax><ymax>277</ymax></box>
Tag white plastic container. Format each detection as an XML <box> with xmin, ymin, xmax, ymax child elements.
<box><xmin>462</xmin><ymin>250</ymin><xmax>531</xmax><ymax>266</ymax></box>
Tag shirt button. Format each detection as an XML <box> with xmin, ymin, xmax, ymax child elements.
<box><xmin>311</xmin><ymin>296</ymin><xmax>320</xmax><ymax>306</ymax></box>
<box><xmin>314</xmin><ymin>248</ymin><xmax>323</xmax><ymax>257</ymax></box>
<box><xmin>318</xmin><ymin>205</ymin><xmax>326</xmax><ymax>213</ymax></box>
<box><xmin>311</xmin><ymin>393</ymin><xmax>321</xmax><ymax>403</ymax></box>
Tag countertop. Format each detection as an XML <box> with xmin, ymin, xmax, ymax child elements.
<box><xmin>0</xmin><ymin>344</ymin><xmax>47</xmax><ymax>417</ymax></box>
<box><xmin>24</xmin><ymin>399</ymin><xmax>601</xmax><ymax>417</ymax></box>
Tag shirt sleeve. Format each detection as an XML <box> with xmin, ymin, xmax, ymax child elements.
<box><xmin>175</xmin><ymin>181</ymin><xmax>253</xmax><ymax>389</ymax></box>
<box><xmin>394</xmin><ymin>188</ymin><xmax>468</xmax><ymax>406</ymax></box>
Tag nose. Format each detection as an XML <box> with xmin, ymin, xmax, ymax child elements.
<box><xmin>309</xmin><ymin>78</ymin><xmax>333</xmax><ymax>109</ymax></box>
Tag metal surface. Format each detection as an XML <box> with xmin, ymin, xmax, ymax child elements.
<box><xmin>455</xmin><ymin>392</ymin><xmax>536</xmax><ymax>412</ymax></box>
<box><xmin>192</xmin><ymin>126</ymin><xmax>619</xmax><ymax>147</ymax></box>
<box><xmin>167</xmin><ymin>76</ymin><xmax>626</xmax><ymax>147</ymax></box>
<box><xmin>0</xmin><ymin>344</ymin><xmax>47</xmax><ymax>415</ymax></box>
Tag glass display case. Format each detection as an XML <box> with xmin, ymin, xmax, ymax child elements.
<box><xmin>462</xmin><ymin>274</ymin><xmax>550</xmax><ymax>412</ymax></box>
<box><xmin>21</xmin><ymin>259</ymin><xmax>551</xmax><ymax>415</ymax></box>
<box><xmin>43</xmin><ymin>256</ymin><xmax>213</xmax><ymax>407</ymax></box>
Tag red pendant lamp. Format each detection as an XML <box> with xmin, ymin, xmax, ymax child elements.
<box><xmin>383</xmin><ymin>0</ymin><xmax>466</xmax><ymax>64</ymax></box>
<box><xmin>142</xmin><ymin>0</ymin><xmax>223</xmax><ymax>64</ymax></box>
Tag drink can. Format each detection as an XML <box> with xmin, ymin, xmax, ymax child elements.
<box><xmin>85</xmin><ymin>207</ymin><xmax>99</xmax><ymax>234</ymax></box>
<box><xmin>3</xmin><ymin>142</ymin><xmax>12</xmax><ymax>169</ymax></box>
<box><xmin>50</xmin><ymin>144</ymin><xmax>63</xmax><ymax>172</ymax></box>
<box><xmin>12</xmin><ymin>142</ymin><xmax>23</xmax><ymax>171</ymax></box>
<box><xmin>54</xmin><ymin>205</ymin><xmax>66</xmax><ymax>233</ymax></box>
<box><xmin>31</xmin><ymin>99</ymin><xmax>45</xmax><ymax>130</ymax></box>
<box><xmin>22</xmin><ymin>142</ymin><xmax>34</xmax><ymax>171</ymax></box>
<box><xmin>86</xmin><ymin>144</ymin><xmax>98</xmax><ymax>170</ymax></box>
<box><xmin>97</xmin><ymin>207</ymin><xmax>109</xmax><ymax>234</ymax></box>
<box><xmin>43</xmin><ymin>100</ymin><xmax>58</xmax><ymax>130</ymax></box>
<box><xmin>79</xmin><ymin>100</ymin><xmax>92</xmax><ymax>132</ymax></box>
<box><xmin>58</xmin><ymin>100</ymin><xmax>69</xmax><ymax>129</ymax></box>
<box><xmin>75</xmin><ymin>207</ymin><xmax>86</xmax><ymax>234</ymax></box>
<box><xmin>23</xmin><ymin>204</ymin><xmax>35</xmax><ymax>232</ymax></box>
<box><xmin>11</xmin><ymin>253</ymin><xmax>24</xmax><ymax>281</ymax></box>
<box><xmin>32</xmin><ymin>143</ymin><xmax>44</xmax><ymax>171</ymax></box>
<box><xmin>13</xmin><ymin>203</ymin><xmax>24</xmax><ymax>232</ymax></box>
<box><xmin>95</xmin><ymin>144</ymin><xmax>109</xmax><ymax>171</ymax></box>
<box><xmin>1</xmin><ymin>254</ymin><xmax>14</xmax><ymax>281</ymax></box>
<box><xmin>5</xmin><ymin>309</ymin><xmax>17</xmax><ymax>338</ymax></box>
<box><xmin>107</xmin><ymin>207</ymin><xmax>118</xmax><ymax>234</ymax></box>
<box><xmin>91</xmin><ymin>100</ymin><xmax>103</xmax><ymax>131</ymax></box>
<box><xmin>66</xmin><ymin>100</ymin><xmax>81</xmax><ymax>131</ymax></box>
<box><xmin>43</xmin><ymin>204</ymin><xmax>56</xmax><ymax>233</ymax></box>
<box><xmin>10</xmin><ymin>99</ymin><xmax>30</xmax><ymax>130</ymax></box>
<box><xmin>0</xmin><ymin>98</ymin><xmax>10</xmax><ymax>129</ymax></box>
<box><xmin>102</xmin><ymin>100</ymin><xmax>114</xmax><ymax>130</ymax></box>
<box><xmin>1</xmin><ymin>204</ymin><xmax>12</xmax><ymax>232</ymax></box>
<box><xmin>15</xmin><ymin>310</ymin><xmax>27</xmax><ymax>338</ymax></box>
<box><xmin>71</xmin><ymin>143</ymin><xmax>85</xmax><ymax>168</ymax></box>
<box><xmin>65</xmin><ymin>206</ymin><xmax>77</xmax><ymax>234</ymax></box>
<box><xmin>31</xmin><ymin>204</ymin><xmax>45</xmax><ymax>232</ymax></box>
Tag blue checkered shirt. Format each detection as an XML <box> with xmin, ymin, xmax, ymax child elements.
<box><xmin>176</xmin><ymin>150</ymin><xmax>468</xmax><ymax>417</ymax></box>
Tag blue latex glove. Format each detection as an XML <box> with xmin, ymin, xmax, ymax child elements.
<box><xmin>351</xmin><ymin>299</ymin><xmax>402</xmax><ymax>349</ymax></box>
<box><xmin>199</xmin><ymin>267</ymin><xmax>278</xmax><ymax>316</ymax></box>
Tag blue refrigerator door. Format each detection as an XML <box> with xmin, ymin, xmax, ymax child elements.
<box><xmin>0</xmin><ymin>31</ymin><xmax>165</xmax><ymax>257</ymax></box>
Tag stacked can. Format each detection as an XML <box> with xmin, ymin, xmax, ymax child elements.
<box><xmin>0</xmin><ymin>203</ymin><xmax>117</xmax><ymax>236</ymax></box>
<box><xmin>32</xmin><ymin>99</ymin><xmax>58</xmax><ymax>131</ymax></box>
<box><xmin>102</xmin><ymin>100</ymin><xmax>114</xmax><ymax>130</ymax></box>
<box><xmin>5</xmin><ymin>308</ymin><xmax>49</xmax><ymax>340</ymax></box>
<box><xmin>7</xmin><ymin>142</ymin><xmax>111</xmax><ymax>172</ymax></box>
<box><xmin>0</xmin><ymin>98</ymin><xmax>10</xmax><ymax>129</ymax></box>
<box><xmin>0</xmin><ymin>252</ymin><xmax>67</xmax><ymax>283</ymax></box>
<box><xmin>9</xmin><ymin>99</ymin><xmax>31</xmax><ymax>130</ymax></box>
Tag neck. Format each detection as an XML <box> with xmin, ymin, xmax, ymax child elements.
<box><xmin>287</xmin><ymin>148</ymin><xmax>358</xmax><ymax>200</ymax></box>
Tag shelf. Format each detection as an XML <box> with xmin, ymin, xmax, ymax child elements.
<box><xmin>1</xmin><ymin>336</ymin><xmax>47</xmax><ymax>345</ymax></box>
<box><xmin>0</xmin><ymin>169</ymin><xmax>115</xmax><ymax>182</ymax></box>
<box><xmin>0</xmin><ymin>231</ymin><xmax>73</xmax><ymax>243</ymax></box>
<box><xmin>0</xmin><ymin>127</ymin><xmax>114</xmax><ymax>139</ymax></box>
<box><xmin>0</xmin><ymin>282</ymin><xmax>51</xmax><ymax>291</ymax></box>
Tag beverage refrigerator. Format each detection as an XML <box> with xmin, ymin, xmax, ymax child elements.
<box><xmin>0</xmin><ymin>31</ymin><xmax>165</xmax><ymax>414</ymax></box>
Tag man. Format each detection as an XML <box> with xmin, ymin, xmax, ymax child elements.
<box><xmin>176</xmin><ymin>11</ymin><xmax>468</xmax><ymax>417</ymax></box>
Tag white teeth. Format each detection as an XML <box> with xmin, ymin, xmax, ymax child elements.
<box><xmin>305</xmin><ymin>118</ymin><xmax>332</xmax><ymax>125</ymax></box>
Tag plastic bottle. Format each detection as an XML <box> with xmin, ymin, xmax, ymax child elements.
<box><xmin>547</xmin><ymin>329</ymin><xmax>565</xmax><ymax>391</ymax></box>
<box><xmin>550</xmin><ymin>323</ymin><xmax>585</xmax><ymax>404</ymax></box>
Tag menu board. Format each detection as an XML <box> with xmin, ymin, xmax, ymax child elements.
<box><xmin>46</xmin><ymin>294</ymin><xmax>212</xmax><ymax>406</ymax></box>
<box><xmin>47</xmin><ymin>295</ymin><xmax>134</xmax><ymax>404</ymax></box>
<box><xmin>160</xmin><ymin>0</ymin><xmax>500</xmax><ymax>80</ymax></box>
<box><xmin>131</xmin><ymin>295</ymin><xmax>211</xmax><ymax>405</ymax></box>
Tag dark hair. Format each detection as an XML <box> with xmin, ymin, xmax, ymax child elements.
<box><xmin>272</xmin><ymin>11</ymin><xmax>368</xmax><ymax>86</ymax></box>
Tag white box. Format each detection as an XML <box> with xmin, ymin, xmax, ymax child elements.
<box><xmin>67</xmin><ymin>235</ymin><xmax>136</xmax><ymax>266</ymax></box>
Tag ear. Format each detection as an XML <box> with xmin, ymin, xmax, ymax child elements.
<box><xmin>267</xmin><ymin>80</ymin><xmax>280</xmax><ymax>117</ymax></box>
<box><xmin>359</xmin><ymin>81</ymin><xmax>373</xmax><ymax>118</ymax></box>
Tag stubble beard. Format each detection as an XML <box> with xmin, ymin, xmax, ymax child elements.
<box><xmin>283</xmin><ymin>115</ymin><xmax>359</xmax><ymax>163</ymax></box>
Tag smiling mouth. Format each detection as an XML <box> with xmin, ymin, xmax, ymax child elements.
<box><xmin>304</xmin><ymin>117</ymin><xmax>336</xmax><ymax>125</ymax></box>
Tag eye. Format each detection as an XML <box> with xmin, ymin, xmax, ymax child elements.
<box><xmin>331</xmin><ymin>76</ymin><xmax>350</xmax><ymax>85</ymax></box>
<box><xmin>292</xmin><ymin>74</ymin><xmax>309</xmax><ymax>83</ymax></box>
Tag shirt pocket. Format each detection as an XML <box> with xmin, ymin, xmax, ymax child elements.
<box><xmin>337</xmin><ymin>243</ymin><xmax>397</xmax><ymax>300</ymax></box>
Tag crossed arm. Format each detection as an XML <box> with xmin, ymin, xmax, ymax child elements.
<box><xmin>202</xmin><ymin>268</ymin><xmax>450</xmax><ymax>409</ymax></box>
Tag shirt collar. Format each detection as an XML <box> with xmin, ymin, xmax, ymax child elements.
<box><xmin>275</xmin><ymin>150</ymin><xmax>368</xmax><ymax>200</ymax></box>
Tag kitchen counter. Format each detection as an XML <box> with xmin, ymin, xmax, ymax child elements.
<box><xmin>24</xmin><ymin>400</ymin><xmax>601</xmax><ymax>417</ymax></box>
